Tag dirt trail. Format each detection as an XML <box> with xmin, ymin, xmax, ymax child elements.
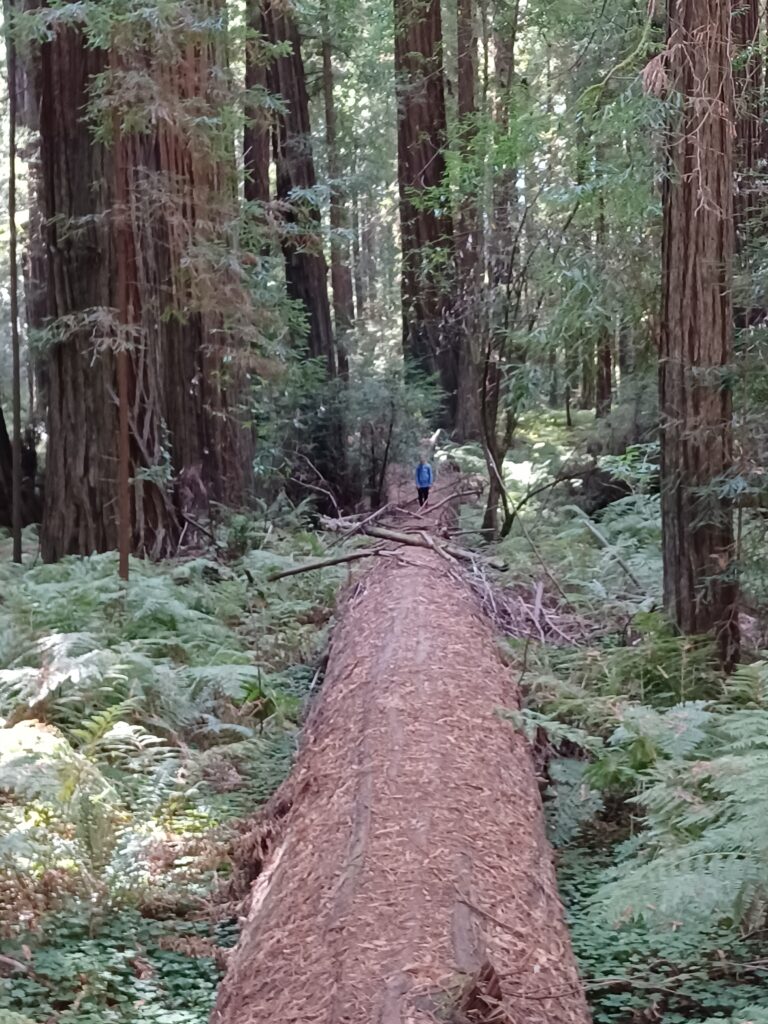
<box><xmin>212</xmin><ymin>482</ymin><xmax>590</xmax><ymax>1024</ymax></box>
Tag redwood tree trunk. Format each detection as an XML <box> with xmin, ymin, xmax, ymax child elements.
<box><xmin>455</xmin><ymin>0</ymin><xmax>483</xmax><ymax>441</ymax></box>
<box><xmin>213</xmin><ymin>554</ymin><xmax>591</xmax><ymax>1024</ymax></box>
<box><xmin>732</xmin><ymin>0</ymin><xmax>760</xmax><ymax>235</ymax></box>
<box><xmin>244</xmin><ymin>0</ymin><xmax>271</xmax><ymax>204</ymax></box>
<box><xmin>322</xmin><ymin>8</ymin><xmax>354</xmax><ymax>348</ymax></box>
<box><xmin>144</xmin><ymin>9</ymin><xmax>255</xmax><ymax>511</ymax></box>
<box><xmin>38</xmin><ymin>6</ymin><xmax>252</xmax><ymax>561</ymax></box>
<box><xmin>595</xmin><ymin>193</ymin><xmax>612</xmax><ymax>418</ymax></box>
<box><xmin>38</xmin><ymin>29</ymin><xmax>122</xmax><ymax>560</ymax></box>
<box><xmin>352</xmin><ymin>189</ymin><xmax>366</xmax><ymax>320</ymax></box>
<box><xmin>394</xmin><ymin>0</ymin><xmax>457</xmax><ymax>423</ymax></box>
<box><xmin>263</xmin><ymin>0</ymin><xmax>337</xmax><ymax>376</ymax></box>
<box><xmin>660</xmin><ymin>0</ymin><xmax>739</xmax><ymax>667</ymax></box>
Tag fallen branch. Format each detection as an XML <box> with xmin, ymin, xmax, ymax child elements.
<box><xmin>564</xmin><ymin>505</ymin><xmax>643</xmax><ymax>590</ymax></box>
<box><xmin>289</xmin><ymin>477</ymin><xmax>341</xmax><ymax>517</ymax></box>
<box><xmin>321</xmin><ymin>518</ymin><xmax>508</xmax><ymax>571</ymax></box>
<box><xmin>267</xmin><ymin>546</ymin><xmax>385</xmax><ymax>582</ymax></box>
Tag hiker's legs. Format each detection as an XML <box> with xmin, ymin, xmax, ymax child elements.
<box><xmin>417</xmin><ymin>487</ymin><xmax>429</xmax><ymax>507</ymax></box>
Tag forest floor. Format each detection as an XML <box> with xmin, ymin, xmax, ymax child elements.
<box><xmin>213</xmin><ymin>471</ymin><xmax>589</xmax><ymax>1023</ymax></box>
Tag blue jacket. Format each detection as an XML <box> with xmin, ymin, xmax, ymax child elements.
<box><xmin>416</xmin><ymin>463</ymin><xmax>433</xmax><ymax>487</ymax></box>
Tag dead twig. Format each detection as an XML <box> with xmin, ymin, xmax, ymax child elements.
<box><xmin>266</xmin><ymin>545</ymin><xmax>385</xmax><ymax>582</ymax></box>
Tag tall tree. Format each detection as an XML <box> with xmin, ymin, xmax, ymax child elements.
<box><xmin>732</xmin><ymin>0</ymin><xmax>760</xmax><ymax>235</ymax></box>
<box><xmin>38</xmin><ymin>25</ymin><xmax>125</xmax><ymax>560</ymax></box>
<box><xmin>322</xmin><ymin>3</ymin><xmax>355</xmax><ymax>356</ymax></box>
<box><xmin>394</xmin><ymin>0</ymin><xmax>457</xmax><ymax>423</ymax></box>
<box><xmin>5</xmin><ymin>0</ymin><xmax>22</xmax><ymax>562</ymax></box>
<box><xmin>262</xmin><ymin>0</ymin><xmax>337</xmax><ymax>376</ymax></box>
<box><xmin>660</xmin><ymin>0</ymin><xmax>739</xmax><ymax>667</ymax></box>
<box><xmin>244</xmin><ymin>1</ymin><xmax>271</xmax><ymax>205</ymax></box>
<box><xmin>454</xmin><ymin>0</ymin><xmax>483</xmax><ymax>439</ymax></box>
<box><xmin>595</xmin><ymin>182</ymin><xmax>612</xmax><ymax>418</ymax></box>
<box><xmin>38</xmin><ymin>3</ymin><xmax>254</xmax><ymax>561</ymax></box>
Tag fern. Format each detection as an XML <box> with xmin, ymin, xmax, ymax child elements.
<box><xmin>592</xmin><ymin>708</ymin><xmax>768</xmax><ymax>936</ymax></box>
<box><xmin>545</xmin><ymin>758</ymin><xmax>604</xmax><ymax>847</ymax></box>
<box><xmin>0</xmin><ymin>541</ymin><xmax>338</xmax><ymax>929</ymax></box>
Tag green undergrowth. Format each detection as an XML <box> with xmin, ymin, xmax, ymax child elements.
<box><xmin>526</xmin><ymin>611</ymin><xmax>768</xmax><ymax>1021</ymax></box>
<box><xmin>0</xmin><ymin>516</ymin><xmax>347</xmax><ymax>1023</ymax></box>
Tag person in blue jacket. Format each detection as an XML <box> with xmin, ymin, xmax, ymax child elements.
<box><xmin>415</xmin><ymin>458</ymin><xmax>433</xmax><ymax>507</ymax></box>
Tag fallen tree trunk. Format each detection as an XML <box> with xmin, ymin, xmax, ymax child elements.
<box><xmin>213</xmin><ymin>551</ymin><xmax>590</xmax><ymax>1024</ymax></box>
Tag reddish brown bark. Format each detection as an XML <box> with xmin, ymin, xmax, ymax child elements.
<box><xmin>395</xmin><ymin>0</ymin><xmax>457</xmax><ymax>422</ymax></box>
<box><xmin>263</xmin><ymin>0</ymin><xmax>337</xmax><ymax>375</ymax></box>
<box><xmin>322</xmin><ymin>10</ymin><xmax>355</xmax><ymax>346</ymax></box>
<box><xmin>732</xmin><ymin>0</ymin><xmax>760</xmax><ymax>231</ymax></box>
<box><xmin>38</xmin><ymin>29</ymin><xmax>122</xmax><ymax>560</ymax></box>
<box><xmin>38</xmin><ymin>5</ymin><xmax>252</xmax><ymax>560</ymax></box>
<box><xmin>455</xmin><ymin>0</ymin><xmax>483</xmax><ymax>441</ymax></box>
<box><xmin>595</xmin><ymin>195</ymin><xmax>612</xmax><ymax>419</ymax></box>
<box><xmin>141</xmin><ymin>11</ymin><xmax>255</xmax><ymax>511</ymax></box>
<box><xmin>213</xmin><ymin>551</ymin><xmax>591</xmax><ymax>1024</ymax></box>
<box><xmin>660</xmin><ymin>0</ymin><xmax>739</xmax><ymax>667</ymax></box>
<box><xmin>244</xmin><ymin>0</ymin><xmax>271</xmax><ymax>204</ymax></box>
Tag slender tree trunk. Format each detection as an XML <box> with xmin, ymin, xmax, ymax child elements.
<box><xmin>6</xmin><ymin>0</ymin><xmax>22</xmax><ymax>562</ymax></box>
<box><xmin>352</xmin><ymin>190</ymin><xmax>366</xmax><ymax>320</ymax></box>
<box><xmin>660</xmin><ymin>0</ymin><xmax>739</xmax><ymax>668</ymax></box>
<box><xmin>580</xmin><ymin>339</ymin><xmax>595</xmax><ymax>409</ymax></box>
<box><xmin>322</xmin><ymin>7</ymin><xmax>354</xmax><ymax>354</ymax></box>
<box><xmin>0</xmin><ymin>407</ymin><xmax>13</xmax><ymax>529</ymax></box>
<box><xmin>113</xmin><ymin>73</ymin><xmax>132</xmax><ymax>582</ymax></box>
<box><xmin>394</xmin><ymin>0</ymin><xmax>457</xmax><ymax>424</ymax></box>
<box><xmin>732</xmin><ymin>0</ymin><xmax>760</xmax><ymax>236</ymax></box>
<box><xmin>361</xmin><ymin>201</ymin><xmax>377</xmax><ymax>315</ymax></box>
<box><xmin>263</xmin><ymin>0</ymin><xmax>336</xmax><ymax>375</ymax></box>
<box><xmin>455</xmin><ymin>0</ymin><xmax>483</xmax><ymax>441</ymax></box>
<box><xmin>244</xmin><ymin>0</ymin><xmax>271</xmax><ymax>204</ymax></box>
<box><xmin>595</xmin><ymin>192</ymin><xmax>612</xmax><ymax>419</ymax></box>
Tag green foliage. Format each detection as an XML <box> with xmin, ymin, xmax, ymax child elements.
<box><xmin>0</xmin><ymin>534</ymin><xmax>343</xmax><ymax>1020</ymax></box>
<box><xmin>0</xmin><ymin>911</ymin><xmax>237</xmax><ymax>1023</ymax></box>
<box><xmin>544</xmin><ymin>758</ymin><xmax>604</xmax><ymax>847</ymax></box>
<box><xmin>562</xmin><ymin>850</ymin><xmax>768</xmax><ymax>1024</ymax></box>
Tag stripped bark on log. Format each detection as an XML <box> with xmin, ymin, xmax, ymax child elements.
<box><xmin>213</xmin><ymin>550</ymin><xmax>590</xmax><ymax>1024</ymax></box>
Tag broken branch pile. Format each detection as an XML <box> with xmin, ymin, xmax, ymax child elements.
<box><xmin>267</xmin><ymin>510</ymin><xmax>507</xmax><ymax>582</ymax></box>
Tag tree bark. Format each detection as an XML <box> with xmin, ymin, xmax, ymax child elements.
<box><xmin>212</xmin><ymin>554</ymin><xmax>590</xmax><ymax>1024</ymax></box>
<box><xmin>660</xmin><ymin>0</ymin><xmax>739</xmax><ymax>668</ymax></box>
<box><xmin>263</xmin><ymin>0</ymin><xmax>337</xmax><ymax>376</ymax></box>
<box><xmin>146</xmin><ymin>3</ymin><xmax>255</xmax><ymax>511</ymax></box>
<box><xmin>594</xmin><ymin>193</ymin><xmax>612</xmax><ymax>419</ymax></box>
<box><xmin>455</xmin><ymin>0</ymin><xmax>483</xmax><ymax>441</ymax></box>
<box><xmin>244</xmin><ymin>0</ymin><xmax>271</xmax><ymax>204</ymax></box>
<box><xmin>37</xmin><ymin>4</ymin><xmax>253</xmax><ymax>560</ymax></box>
<box><xmin>394</xmin><ymin>0</ymin><xmax>457</xmax><ymax>424</ymax></box>
<box><xmin>6</xmin><ymin>0</ymin><xmax>22</xmax><ymax>561</ymax></box>
<box><xmin>732</xmin><ymin>0</ymin><xmax>760</xmax><ymax>235</ymax></box>
<box><xmin>352</xmin><ymin>188</ymin><xmax>366</xmax><ymax>320</ymax></box>
<box><xmin>38</xmin><ymin>28</ymin><xmax>122</xmax><ymax>560</ymax></box>
<box><xmin>322</xmin><ymin>8</ymin><xmax>355</xmax><ymax>349</ymax></box>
